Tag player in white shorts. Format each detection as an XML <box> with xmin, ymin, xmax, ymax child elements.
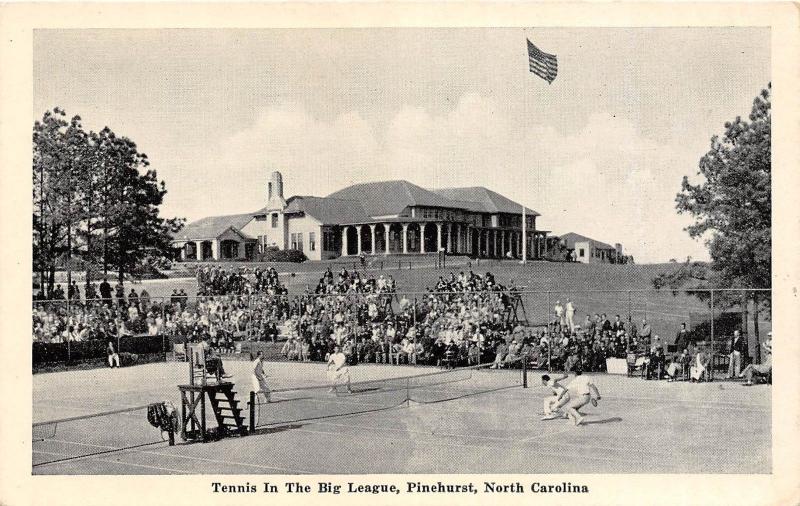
<box><xmin>251</xmin><ymin>351</ymin><xmax>271</xmax><ymax>403</ymax></box>
<box><xmin>327</xmin><ymin>346</ymin><xmax>353</xmax><ymax>394</ymax></box>
<box><xmin>540</xmin><ymin>373</ymin><xmax>570</xmax><ymax>420</ymax></box>
<box><xmin>564</xmin><ymin>370</ymin><xmax>601</xmax><ymax>426</ymax></box>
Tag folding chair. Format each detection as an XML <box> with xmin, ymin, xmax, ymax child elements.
<box><xmin>626</xmin><ymin>352</ymin><xmax>645</xmax><ymax>377</ymax></box>
<box><xmin>173</xmin><ymin>342</ymin><xmax>187</xmax><ymax>362</ymax></box>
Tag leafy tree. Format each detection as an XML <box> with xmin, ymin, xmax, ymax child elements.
<box><xmin>101</xmin><ymin>133</ymin><xmax>184</xmax><ymax>283</ymax></box>
<box><xmin>33</xmin><ymin>108</ymin><xmax>183</xmax><ymax>297</ymax></box>
<box><xmin>33</xmin><ymin>108</ymin><xmax>89</xmax><ymax>295</ymax></box>
<box><xmin>655</xmin><ymin>84</ymin><xmax>771</xmax><ymax>359</ymax></box>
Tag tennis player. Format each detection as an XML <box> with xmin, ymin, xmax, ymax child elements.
<box><xmin>327</xmin><ymin>346</ymin><xmax>353</xmax><ymax>394</ymax></box>
<box><xmin>564</xmin><ymin>369</ymin><xmax>601</xmax><ymax>426</ymax></box>
<box><xmin>251</xmin><ymin>351</ymin><xmax>271</xmax><ymax>403</ymax></box>
<box><xmin>540</xmin><ymin>373</ymin><xmax>570</xmax><ymax>420</ymax></box>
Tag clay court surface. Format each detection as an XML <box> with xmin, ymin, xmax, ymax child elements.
<box><xmin>33</xmin><ymin>361</ymin><xmax>771</xmax><ymax>475</ymax></box>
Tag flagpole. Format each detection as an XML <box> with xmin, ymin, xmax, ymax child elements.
<box><xmin>522</xmin><ymin>205</ymin><xmax>527</xmax><ymax>264</ymax></box>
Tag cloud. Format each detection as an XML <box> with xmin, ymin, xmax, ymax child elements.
<box><xmin>180</xmin><ymin>94</ymin><xmax>709</xmax><ymax>263</ymax></box>
<box><xmin>523</xmin><ymin>112</ymin><xmax>707</xmax><ymax>262</ymax></box>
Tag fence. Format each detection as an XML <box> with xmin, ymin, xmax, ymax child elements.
<box><xmin>32</xmin><ymin>287</ymin><xmax>771</xmax><ymax>368</ymax></box>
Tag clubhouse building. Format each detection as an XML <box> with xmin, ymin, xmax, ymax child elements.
<box><xmin>172</xmin><ymin>171</ymin><xmax>553</xmax><ymax>262</ymax></box>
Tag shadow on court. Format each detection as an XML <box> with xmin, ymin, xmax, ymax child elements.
<box><xmin>582</xmin><ymin>416</ymin><xmax>622</xmax><ymax>425</ymax></box>
<box><xmin>250</xmin><ymin>423</ymin><xmax>305</xmax><ymax>436</ymax></box>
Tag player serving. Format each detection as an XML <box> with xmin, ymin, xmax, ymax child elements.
<box><xmin>327</xmin><ymin>346</ymin><xmax>353</xmax><ymax>394</ymax></box>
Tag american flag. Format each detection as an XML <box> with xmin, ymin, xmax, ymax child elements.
<box><xmin>527</xmin><ymin>39</ymin><xmax>558</xmax><ymax>84</ymax></box>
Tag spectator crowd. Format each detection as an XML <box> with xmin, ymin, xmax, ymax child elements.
<box><xmin>31</xmin><ymin>267</ymin><xmax>769</xmax><ymax>385</ymax></box>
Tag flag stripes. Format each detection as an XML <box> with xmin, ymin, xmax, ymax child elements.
<box><xmin>527</xmin><ymin>38</ymin><xmax>558</xmax><ymax>84</ymax></box>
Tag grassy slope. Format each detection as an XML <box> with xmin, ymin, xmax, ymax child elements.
<box><xmin>132</xmin><ymin>259</ymin><xmax>710</xmax><ymax>342</ymax></box>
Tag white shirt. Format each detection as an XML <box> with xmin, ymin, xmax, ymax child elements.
<box><xmin>252</xmin><ymin>358</ymin><xmax>265</xmax><ymax>378</ymax></box>
<box><xmin>546</xmin><ymin>378</ymin><xmax>566</xmax><ymax>396</ymax></box>
<box><xmin>329</xmin><ymin>352</ymin><xmax>346</xmax><ymax>370</ymax></box>
<box><xmin>567</xmin><ymin>375</ymin><xmax>595</xmax><ymax>396</ymax></box>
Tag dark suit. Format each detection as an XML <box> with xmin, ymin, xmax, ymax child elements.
<box><xmin>728</xmin><ymin>334</ymin><xmax>747</xmax><ymax>377</ymax></box>
<box><xmin>675</xmin><ymin>330</ymin><xmax>690</xmax><ymax>352</ymax></box>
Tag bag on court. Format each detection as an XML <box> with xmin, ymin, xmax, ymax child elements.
<box><xmin>146</xmin><ymin>402</ymin><xmax>174</xmax><ymax>432</ymax></box>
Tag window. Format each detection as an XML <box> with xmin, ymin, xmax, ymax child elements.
<box><xmin>271</xmin><ymin>213</ymin><xmax>278</xmax><ymax>228</ymax></box>
<box><xmin>309</xmin><ymin>232</ymin><xmax>316</xmax><ymax>251</ymax></box>
<box><xmin>290</xmin><ymin>233</ymin><xmax>297</xmax><ymax>250</ymax></box>
<box><xmin>323</xmin><ymin>230</ymin><xmax>335</xmax><ymax>251</ymax></box>
<box><xmin>579</xmin><ymin>248</ymin><xmax>585</xmax><ymax>257</ymax></box>
<box><xmin>296</xmin><ymin>233</ymin><xmax>303</xmax><ymax>252</ymax></box>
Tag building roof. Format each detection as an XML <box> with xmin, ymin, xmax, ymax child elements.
<box><xmin>173</xmin><ymin>179</ymin><xmax>543</xmax><ymax>242</ymax></box>
<box><xmin>326</xmin><ymin>180</ymin><xmax>460</xmax><ymax>217</ymax></box>
<box><xmin>559</xmin><ymin>232</ymin><xmax>616</xmax><ymax>251</ymax></box>
<box><xmin>284</xmin><ymin>196</ymin><xmax>371</xmax><ymax>225</ymax></box>
<box><xmin>431</xmin><ymin>187</ymin><xmax>540</xmax><ymax>216</ymax></box>
<box><xmin>173</xmin><ymin>212</ymin><xmax>255</xmax><ymax>241</ymax></box>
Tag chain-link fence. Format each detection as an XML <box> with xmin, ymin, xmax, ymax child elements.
<box><xmin>33</xmin><ymin>288</ymin><xmax>770</xmax><ymax>372</ymax></box>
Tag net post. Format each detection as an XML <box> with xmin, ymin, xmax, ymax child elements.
<box><xmin>168</xmin><ymin>423</ymin><xmax>175</xmax><ymax>446</ymax></box>
<box><xmin>522</xmin><ymin>356</ymin><xmax>528</xmax><ymax>388</ymax></box>
<box><xmin>249</xmin><ymin>391</ymin><xmax>256</xmax><ymax>433</ymax></box>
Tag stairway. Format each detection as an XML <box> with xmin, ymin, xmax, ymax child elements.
<box><xmin>207</xmin><ymin>382</ymin><xmax>248</xmax><ymax>437</ymax></box>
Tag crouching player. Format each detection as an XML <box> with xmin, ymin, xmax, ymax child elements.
<box><xmin>540</xmin><ymin>373</ymin><xmax>570</xmax><ymax>420</ymax></box>
<box><xmin>564</xmin><ymin>369</ymin><xmax>601</xmax><ymax>426</ymax></box>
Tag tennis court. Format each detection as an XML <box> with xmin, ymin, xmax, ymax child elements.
<box><xmin>32</xmin><ymin>360</ymin><xmax>771</xmax><ymax>474</ymax></box>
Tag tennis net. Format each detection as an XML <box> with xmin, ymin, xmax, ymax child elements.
<box><xmin>249</xmin><ymin>361</ymin><xmax>526</xmax><ymax>431</ymax></box>
<box><xmin>33</xmin><ymin>402</ymin><xmax>177</xmax><ymax>469</ymax></box>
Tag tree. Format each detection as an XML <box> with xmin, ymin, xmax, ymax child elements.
<box><xmin>33</xmin><ymin>108</ymin><xmax>88</xmax><ymax>296</ymax></box>
<box><xmin>33</xmin><ymin>108</ymin><xmax>184</xmax><ymax>297</ymax></box>
<box><xmin>101</xmin><ymin>133</ymin><xmax>184</xmax><ymax>283</ymax></box>
<box><xmin>659</xmin><ymin>84</ymin><xmax>771</xmax><ymax>358</ymax></box>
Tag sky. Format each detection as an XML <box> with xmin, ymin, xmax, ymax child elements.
<box><xmin>33</xmin><ymin>28</ymin><xmax>770</xmax><ymax>263</ymax></box>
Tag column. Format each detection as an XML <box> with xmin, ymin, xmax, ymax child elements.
<box><xmin>446</xmin><ymin>223</ymin><xmax>452</xmax><ymax>253</ymax></box>
<box><xmin>384</xmin><ymin>224</ymin><xmax>390</xmax><ymax>255</ymax></box>
<box><xmin>493</xmin><ymin>230</ymin><xmax>498</xmax><ymax>258</ymax></box>
<box><xmin>501</xmin><ymin>231</ymin><xmax>506</xmax><ymax>257</ymax></box>
<box><xmin>402</xmin><ymin>224</ymin><xmax>409</xmax><ymax>254</ymax></box>
<box><xmin>436</xmin><ymin>223</ymin><xmax>443</xmax><ymax>253</ymax></box>
<box><xmin>420</xmin><ymin>225</ymin><xmax>426</xmax><ymax>254</ymax></box>
<box><xmin>456</xmin><ymin>225</ymin><xmax>462</xmax><ymax>254</ymax></box>
<box><xmin>195</xmin><ymin>241</ymin><xmax>202</xmax><ymax>260</ymax></box>
<box><xmin>341</xmin><ymin>226</ymin><xmax>349</xmax><ymax>256</ymax></box>
<box><xmin>356</xmin><ymin>225</ymin><xmax>363</xmax><ymax>255</ymax></box>
<box><xmin>211</xmin><ymin>239</ymin><xmax>219</xmax><ymax>260</ymax></box>
<box><xmin>180</xmin><ymin>244</ymin><xmax>186</xmax><ymax>261</ymax></box>
<box><xmin>370</xmin><ymin>224</ymin><xmax>377</xmax><ymax>255</ymax></box>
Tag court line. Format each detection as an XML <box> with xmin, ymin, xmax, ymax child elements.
<box><xmin>34</xmin><ymin>437</ymin><xmax>314</xmax><ymax>474</ymax></box>
<box><xmin>306</xmin><ymin>410</ymin><xmax>765</xmax><ymax>469</ymax></box>
<box><xmin>289</xmin><ymin>425</ymin><xmax>653</xmax><ymax>467</ymax></box>
<box><xmin>34</xmin><ymin>449</ymin><xmax>186</xmax><ymax>474</ymax></box>
<box><xmin>473</xmin><ymin>386</ymin><xmax>771</xmax><ymax>410</ymax></box>
<box><xmin>519</xmin><ymin>427</ymin><xmax>576</xmax><ymax>443</ymax></box>
<box><xmin>310</xmin><ymin>419</ymin><xmax>517</xmax><ymax>442</ymax></box>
